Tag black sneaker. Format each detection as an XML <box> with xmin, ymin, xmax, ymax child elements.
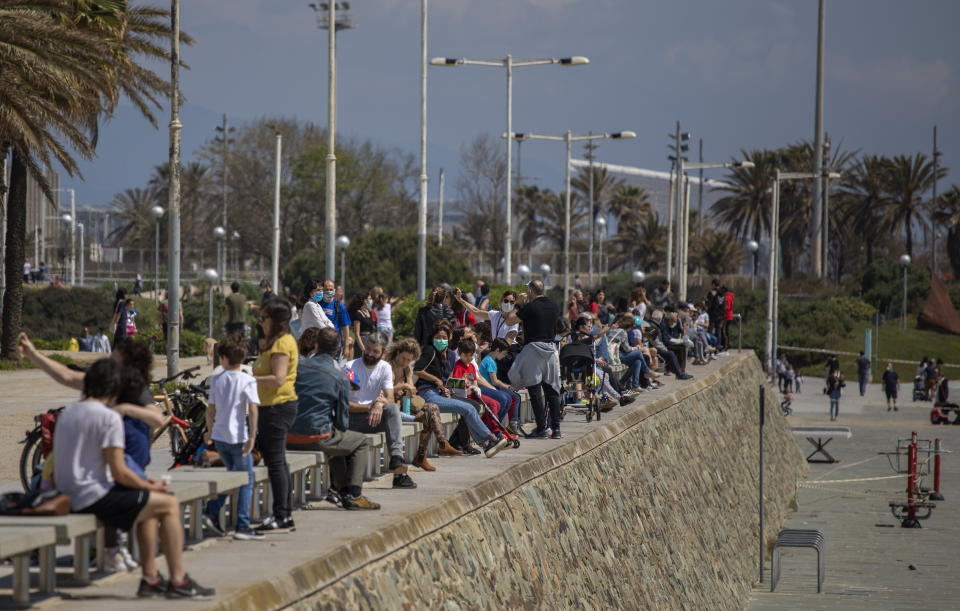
<box><xmin>256</xmin><ymin>516</ymin><xmax>295</xmax><ymax>534</ymax></box>
<box><xmin>137</xmin><ymin>574</ymin><xmax>167</xmax><ymax>598</ymax></box>
<box><xmin>677</xmin><ymin>373</ymin><xmax>693</xmax><ymax>380</ymax></box>
<box><xmin>461</xmin><ymin>444</ymin><xmax>481</xmax><ymax>455</ymax></box>
<box><xmin>550</xmin><ymin>430</ymin><xmax>562</xmax><ymax>440</ymax></box>
<box><xmin>620</xmin><ymin>397</ymin><xmax>635</xmax><ymax>407</ymax></box>
<box><xmin>233</xmin><ymin>528</ymin><xmax>266</xmax><ymax>541</ymax></box>
<box><xmin>388</xmin><ymin>455</ymin><xmax>408</xmax><ymax>474</ymax></box>
<box><xmin>165</xmin><ymin>574</ymin><xmax>215</xmax><ymax>599</ymax></box>
<box><xmin>392</xmin><ymin>473</ymin><xmax>417</xmax><ymax>489</ymax></box>
<box><xmin>525</xmin><ymin>428</ymin><xmax>549</xmax><ymax>439</ymax></box>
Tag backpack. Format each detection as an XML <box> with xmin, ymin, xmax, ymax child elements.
<box><xmin>0</xmin><ymin>489</ymin><xmax>70</xmax><ymax>516</ymax></box>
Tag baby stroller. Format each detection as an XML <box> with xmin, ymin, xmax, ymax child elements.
<box><xmin>913</xmin><ymin>376</ymin><xmax>928</xmax><ymax>401</ymax></box>
<box><xmin>558</xmin><ymin>340</ymin><xmax>602</xmax><ymax>422</ymax></box>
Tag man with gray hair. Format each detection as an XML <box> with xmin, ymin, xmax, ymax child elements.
<box><xmin>503</xmin><ymin>280</ymin><xmax>563</xmax><ymax>439</ymax></box>
<box><xmin>345</xmin><ymin>332</ymin><xmax>417</xmax><ymax>489</ymax></box>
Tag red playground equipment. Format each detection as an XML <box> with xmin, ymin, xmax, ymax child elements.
<box><xmin>880</xmin><ymin>432</ymin><xmax>951</xmax><ymax>528</ymax></box>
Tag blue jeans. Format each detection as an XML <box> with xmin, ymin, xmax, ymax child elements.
<box><xmin>829</xmin><ymin>398</ymin><xmax>839</xmax><ymax>419</ymax></box>
<box><xmin>419</xmin><ymin>387</ymin><xmax>491</xmax><ymax>444</ymax></box>
<box><xmin>620</xmin><ymin>349</ymin><xmax>650</xmax><ymax>387</ymax></box>
<box><xmin>206</xmin><ymin>440</ymin><xmax>254</xmax><ymax>531</ymax></box>
<box><xmin>481</xmin><ymin>387</ymin><xmax>513</xmax><ymax>422</ymax></box>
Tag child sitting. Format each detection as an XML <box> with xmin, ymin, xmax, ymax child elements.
<box><xmin>479</xmin><ymin>338</ymin><xmax>522</xmax><ymax>431</ymax></box>
<box><xmin>453</xmin><ymin>339</ymin><xmax>508</xmax><ymax>422</ymax></box>
<box><xmin>203</xmin><ymin>334</ymin><xmax>263</xmax><ymax>540</ymax></box>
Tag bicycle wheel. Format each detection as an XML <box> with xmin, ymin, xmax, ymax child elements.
<box><xmin>19</xmin><ymin>430</ymin><xmax>44</xmax><ymax>492</ymax></box>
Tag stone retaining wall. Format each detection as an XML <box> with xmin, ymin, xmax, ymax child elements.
<box><xmin>218</xmin><ymin>353</ymin><xmax>806</xmax><ymax>610</ymax></box>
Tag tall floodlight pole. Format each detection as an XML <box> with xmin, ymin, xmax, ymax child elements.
<box><xmin>418</xmin><ymin>0</ymin><xmax>428</xmax><ymax>299</ymax></box>
<box><xmin>506</xmin><ymin>129</ymin><xmax>635</xmax><ymax>307</ymax></box>
<box><xmin>811</xmin><ymin>0</ymin><xmax>826</xmax><ymax>278</ymax></box>
<box><xmin>932</xmin><ymin>125</ymin><xmax>939</xmax><ymax>276</ymax></box>
<box><xmin>78</xmin><ymin>223</ymin><xmax>84</xmax><ymax>286</ymax></box>
<box><xmin>272</xmin><ymin>132</ymin><xmax>282</xmax><ymax>292</ymax></box>
<box><xmin>215</xmin><ymin>114</ymin><xmax>234</xmax><ymax>234</ymax></box>
<box><xmin>311</xmin><ymin>2</ymin><xmax>353</xmax><ymax>282</ymax></box>
<box><xmin>437</xmin><ymin>168</ymin><xmax>445</xmax><ymax>246</ymax></box>
<box><xmin>166</xmin><ymin>0</ymin><xmax>182</xmax><ymax>378</ymax></box>
<box><xmin>900</xmin><ymin>254</ymin><xmax>911</xmax><ymax>328</ymax></box>
<box><xmin>54</xmin><ymin>189</ymin><xmax>76</xmax><ymax>284</ymax></box>
<box><xmin>432</xmin><ymin>54</ymin><xmax>589</xmax><ymax>285</ymax></box>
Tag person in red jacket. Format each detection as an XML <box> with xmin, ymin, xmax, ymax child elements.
<box><xmin>721</xmin><ymin>285</ymin><xmax>734</xmax><ymax>352</ymax></box>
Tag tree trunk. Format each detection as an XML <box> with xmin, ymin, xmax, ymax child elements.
<box><xmin>947</xmin><ymin>225</ymin><xmax>960</xmax><ymax>281</ymax></box>
<box><xmin>1</xmin><ymin>151</ymin><xmax>27</xmax><ymax>360</ymax></box>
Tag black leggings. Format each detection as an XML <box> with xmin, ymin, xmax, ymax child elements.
<box><xmin>527</xmin><ymin>382</ymin><xmax>562</xmax><ymax>432</ymax></box>
<box><xmin>258</xmin><ymin>401</ymin><xmax>298</xmax><ymax>520</ymax></box>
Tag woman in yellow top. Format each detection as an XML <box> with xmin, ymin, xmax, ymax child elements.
<box><xmin>252</xmin><ymin>298</ymin><xmax>299</xmax><ymax>533</ymax></box>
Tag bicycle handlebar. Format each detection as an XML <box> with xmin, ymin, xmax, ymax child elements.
<box><xmin>153</xmin><ymin>365</ymin><xmax>202</xmax><ymax>389</ymax></box>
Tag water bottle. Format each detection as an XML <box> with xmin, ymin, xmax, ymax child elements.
<box><xmin>402</xmin><ymin>396</ymin><xmax>411</xmax><ymax>414</ymax></box>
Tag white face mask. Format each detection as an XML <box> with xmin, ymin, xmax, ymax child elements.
<box><xmin>501</xmin><ymin>302</ymin><xmax>514</xmax><ymax>313</ymax></box>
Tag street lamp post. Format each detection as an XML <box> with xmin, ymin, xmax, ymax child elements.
<box><xmin>232</xmin><ymin>231</ymin><xmax>240</xmax><ymax>279</ymax></box>
<box><xmin>505</xmin><ymin>129</ymin><xmax>634</xmax><ymax>306</ymax></box>
<box><xmin>747</xmin><ymin>239</ymin><xmax>759</xmax><ymax>290</ymax></box>
<box><xmin>632</xmin><ymin>270</ymin><xmax>645</xmax><ymax>285</ymax></box>
<box><xmin>431</xmin><ymin>54</ymin><xmax>589</xmax><ymax>286</ymax></box>
<box><xmin>539</xmin><ymin>263</ymin><xmax>551</xmax><ymax>287</ymax></box>
<box><xmin>213</xmin><ymin>226</ymin><xmax>226</xmax><ymax>293</ymax></box>
<box><xmin>151</xmin><ymin>206</ymin><xmax>164</xmax><ymax>305</ymax></box>
<box><xmin>675</xmin><ymin>159</ymin><xmax>755</xmax><ymax>301</ymax></box>
<box><xmin>204</xmin><ymin>268</ymin><xmax>218</xmax><ymax>338</ymax></box>
<box><xmin>54</xmin><ymin>189</ymin><xmax>76</xmax><ymax>284</ymax></box>
<box><xmin>336</xmin><ymin>235</ymin><xmax>350</xmax><ymax>297</ymax></box>
<box><xmin>77</xmin><ymin>223</ymin><xmax>84</xmax><ymax>286</ymax></box>
<box><xmin>310</xmin><ymin>2</ymin><xmax>354</xmax><ymax>283</ymax></box>
<box><xmin>272</xmin><ymin>131</ymin><xmax>282</xmax><ymax>293</ymax></box>
<box><xmin>517</xmin><ymin>264</ymin><xmax>531</xmax><ymax>284</ymax></box>
<box><xmin>166</xmin><ymin>0</ymin><xmax>183</xmax><ymax>378</ymax></box>
<box><xmin>596</xmin><ymin>215</ymin><xmax>607</xmax><ymax>282</ymax></box>
<box><xmin>900</xmin><ymin>254</ymin><xmax>911</xmax><ymax>329</ymax></box>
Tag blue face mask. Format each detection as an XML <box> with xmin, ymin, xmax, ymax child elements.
<box><xmin>554</xmin><ymin>335</ymin><xmax>563</xmax><ymax>342</ymax></box>
<box><xmin>312</xmin><ymin>293</ymin><xmax>323</xmax><ymax>303</ymax></box>
<box><xmin>433</xmin><ymin>339</ymin><xmax>449</xmax><ymax>351</ymax></box>
<box><xmin>129</xmin><ymin>309</ymin><xmax>136</xmax><ymax>316</ymax></box>
<box><xmin>634</xmin><ymin>316</ymin><xmax>643</xmax><ymax>327</ymax></box>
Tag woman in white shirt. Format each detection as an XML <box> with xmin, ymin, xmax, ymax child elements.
<box><xmin>371</xmin><ymin>286</ymin><xmax>402</xmax><ymax>342</ymax></box>
<box><xmin>298</xmin><ymin>280</ymin><xmax>334</xmax><ymax>332</ymax></box>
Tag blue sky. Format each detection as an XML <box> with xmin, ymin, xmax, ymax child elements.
<box><xmin>61</xmin><ymin>0</ymin><xmax>960</xmax><ymax>208</ymax></box>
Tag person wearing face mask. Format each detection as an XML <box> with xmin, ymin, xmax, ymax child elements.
<box><xmin>317</xmin><ymin>279</ymin><xmax>352</xmax><ymax>349</ymax></box>
<box><xmin>348</xmin><ymin>292</ymin><xmax>377</xmax><ymax>354</ymax></box>
<box><xmin>344</xmin><ymin>332</ymin><xmax>417</xmax><ymax>488</ymax></box>
<box><xmin>299</xmin><ymin>279</ymin><xmax>334</xmax><ymax>333</ymax></box>
<box><xmin>453</xmin><ymin>288</ymin><xmax>520</xmax><ymax>345</ymax></box>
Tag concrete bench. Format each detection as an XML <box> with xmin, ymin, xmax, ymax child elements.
<box><xmin>0</xmin><ymin>526</ymin><xmax>58</xmax><ymax>604</ymax></box>
<box><xmin>153</xmin><ymin>469</ymin><xmax>249</xmax><ymax>537</ymax></box>
<box><xmin>791</xmin><ymin>426</ymin><xmax>852</xmax><ymax>463</ymax></box>
<box><xmin>287</xmin><ymin>451</ymin><xmax>328</xmax><ymax>501</ymax></box>
<box><xmin>166</xmin><ymin>480</ymin><xmax>214</xmax><ymax>542</ymax></box>
<box><xmin>365</xmin><ymin>433</ymin><xmax>385</xmax><ymax>479</ymax></box>
<box><xmin>0</xmin><ymin>515</ymin><xmax>99</xmax><ymax>583</ymax></box>
<box><xmin>402</xmin><ymin>422</ymin><xmax>422</xmax><ymax>463</ymax></box>
<box><xmin>771</xmin><ymin>528</ymin><xmax>825</xmax><ymax>593</ymax></box>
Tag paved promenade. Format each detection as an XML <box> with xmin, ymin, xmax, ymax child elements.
<box><xmin>748</xmin><ymin>381</ymin><xmax>960</xmax><ymax>609</ymax></box>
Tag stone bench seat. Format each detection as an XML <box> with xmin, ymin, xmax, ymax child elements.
<box><xmin>0</xmin><ymin>525</ymin><xmax>58</xmax><ymax>604</ymax></box>
<box><xmin>0</xmin><ymin>515</ymin><xmax>99</xmax><ymax>583</ymax></box>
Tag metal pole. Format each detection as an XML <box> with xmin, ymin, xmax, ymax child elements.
<box><xmin>340</xmin><ymin>250</ymin><xmax>345</xmax><ymax>298</ymax></box>
<box><xmin>166</xmin><ymin>0</ymin><xmax>182</xmax><ymax>378</ymax></box>
<box><xmin>822</xmin><ymin>140</ymin><xmax>830</xmax><ymax>281</ymax></box>
<box><xmin>680</xmin><ymin>165</ymin><xmax>690</xmax><ymax>301</ymax></box>
<box><xmin>272</xmin><ymin>133</ymin><xmax>282</xmax><ymax>292</ymax></box>
<box><xmin>563</xmin><ymin>130</ymin><xmax>572</xmax><ymax>307</ymax></box>
<box><xmin>902</xmin><ymin>265</ymin><xmax>907</xmax><ymax>329</ymax></box>
<box><xmin>588</xmin><ymin>133</ymin><xmax>594</xmax><ymax>287</ymax></box>
<box><xmin>676</xmin><ymin>157</ymin><xmax>685</xmax><ymax>300</ymax></box>
<box><xmin>697</xmin><ymin>138</ymin><xmax>704</xmax><ymax>285</ymax></box>
<box><xmin>69</xmin><ymin>190</ymin><xmax>75</xmax><ymax>285</ymax></box>
<box><xmin>765</xmin><ymin>173</ymin><xmax>779</xmax><ymax>374</ymax></box>
<box><xmin>759</xmin><ymin>384</ymin><xmax>765</xmax><ymax>583</ymax></box>
<box><xmin>752</xmin><ymin>249</ymin><xmax>758</xmax><ymax>290</ymax></box>
<box><xmin>417</xmin><ymin>0</ymin><xmax>428</xmax><ymax>300</ymax></box>
<box><xmin>932</xmin><ymin>126</ymin><xmax>938</xmax><ymax>276</ymax></box>
<box><xmin>78</xmin><ymin>224</ymin><xmax>84</xmax><ymax>286</ymax></box>
<box><xmin>324</xmin><ymin>0</ymin><xmax>337</xmax><ymax>283</ymax></box>
<box><xmin>41</xmin><ymin>198</ymin><xmax>45</xmax><ymax>266</ymax></box>
<box><xmin>154</xmin><ymin>221</ymin><xmax>159</xmax><ymax>306</ymax></box>
<box><xmin>666</xmin><ymin>121</ymin><xmax>679</xmax><ymax>285</ymax></box>
<box><xmin>504</xmin><ymin>55</ymin><xmax>513</xmax><ymax>285</ymax></box>
<box><xmin>811</xmin><ymin>0</ymin><xmax>826</xmax><ymax>278</ymax></box>
<box><xmin>207</xmin><ymin>285</ymin><xmax>213</xmax><ymax>338</ymax></box>
<box><xmin>437</xmin><ymin>168</ymin><xmax>445</xmax><ymax>246</ymax></box>
<box><xmin>221</xmin><ymin>114</ymin><xmax>229</xmax><ymax>232</ymax></box>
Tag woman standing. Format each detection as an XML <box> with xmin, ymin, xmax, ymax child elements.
<box><xmin>348</xmin><ymin>292</ymin><xmax>377</xmax><ymax>355</ymax></box>
<box><xmin>370</xmin><ymin>287</ymin><xmax>401</xmax><ymax>342</ymax></box>
<box><xmin>826</xmin><ymin>370</ymin><xmax>845</xmax><ymax>421</ymax></box>
<box><xmin>589</xmin><ymin>289</ymin><xmax>612</xmax><ymax>325</ymax></box>
<box><xmin>253</xmin><ymin>299</ymin><xmax>299</xmax><ymax>532</ymax></box>
<box><xmin>298</xmin><ymin>279</ymin><xmax>333</xmax><ymax>333</ymax></box>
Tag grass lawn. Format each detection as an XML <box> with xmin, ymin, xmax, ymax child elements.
<box><xmin>789</xmin><ymin>315</ymin><xmax>960</xmax><ymax>384</ymax></box>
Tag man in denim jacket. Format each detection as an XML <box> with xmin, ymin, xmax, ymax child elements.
<box><xmin>289</xmin><ymin>327</ymin><xmax>380</xmax><ymax>510</ymax></box>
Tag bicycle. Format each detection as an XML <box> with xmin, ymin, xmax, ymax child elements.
<box><xmin>19</xmin><ymin>365</ymin><xmax>207</xmax><ymax>491</ymax></box>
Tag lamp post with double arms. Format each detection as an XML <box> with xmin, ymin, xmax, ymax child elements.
<box><xmin>431</xmin><ymin>54</ymin><xmax>589</xmax><ymax>285</ymax></box>
<box><xmin>151</xmin><ymin>206</ymin><xmax>164</xmax><ymax>305</ymax></box>
<box><xmin>504</xmin><ymin>130</ymin><xmax>635</xmax><ymax>306</ymax></box>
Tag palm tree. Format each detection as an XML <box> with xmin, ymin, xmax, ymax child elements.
<box><xmin>837</xmin><ymin>155</ymin><xmax>890</xmax><ymax>266</ymax></box>
<box><xmin>711</xmin><ymin>150</ymin><xmax>777</xmax><ymax>246</ymax></box>
<box><xmin>694</xmin><ymin>229</ymin><xmax>743</xmax><ymax>274</ymax></box>
<box><xmin>110</xmin><ymin>186</ymin><xmax>161</xmax><ymax>249</ymax></box>
<box><xmin>611</xmin><ymin>212</ymin><xmax>664</xmax><ymax>272</ymax></box>
<box><xmin>607</xmin><ymin>184</ymin><xmax>652</xmax><ymax>224</ymax></box>
<box><xmin>933</xmin><ymin>185</ymin><xmax>960</xmax><ymax>278</ymax></box>
<box><xmin>883</xmin><ymin>153</ymin><xmax>945</xmax><ymax>256</ymax></box>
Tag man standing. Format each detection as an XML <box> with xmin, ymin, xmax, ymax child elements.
<box><xmin>881</xmin><ymin>362</ymin><xmax>900</xmax><ymax>411</ymax></box>
<box><xmin>721</xmin><ymin>285</ymin><xmax>734</xmax><ymax>352</ymax></box>
<box><xmin>706</xmin><ymin>279</ymin><xmax>724</xmax><ymax>341</ymax></box>
<box><xmin>854</xmin><ymin>351</ymin><xmax>871</xmax><ymax>396</ymax></box>
<box><xmin>225</xmin><ymin>282</ymin><xmax>247</xmax><ymax>336</ymax></box>
<box><xmin>651</xmin><ymin>280</ymin><xmax>672</xmax><ymax>309</ymax></box>
<box><xmin>319</xmin><ymin>279</ymin><xmax>351</xmax><ymax>349</ymax></box>
<box><xmin>345</xmin><ymin>333</ymin><xmax>416</xmax><ymax>489</ymax></box>
<box><xmin>78</xmin><ymin>327</ymin><xmax>94</xmax><ymax>352</ymax></box>
<box><xmin>23</xmin><ymin>260</ymin><xmax>31</xmax><ymax>283</ymax></box>
<box><xmin>504</xmin><ymin>280</ymin><xmax>563</xmax><ymax>439</ymax></box>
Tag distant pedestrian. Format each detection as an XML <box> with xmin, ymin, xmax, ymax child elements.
<box><xmin>882</xmin><ymin>362</ymin><xmax>899</xmax><ymax>411</ymax></box>
<box><xmin>23</xmin><ymin>260</ymin><xmax>31</xmax><ymax>283</ymax></box>
<box><xmin>92</xmin><ymin>328</ymin><xmax>112</xmax><ymax>353</ymax></box>
<box><xmin>827</xmin><ymin>370</ymin><xmax>845</xmax><ymax>421</ymax></box>
<box><xmin>794</xmin><ymin>373</ymin><xmax>803</xmax><ymax>394</ymax></box>
<box><xmin>78</xmin><ymin>327</ymin><xmax>94</xmax><ymax>352</ymax></box>
<box><xmin>785</xmin><ymin>365</ymin><xmax>795</xmax><ymax>393</ymax></box>
<box><xmin>854</xmin><ymin>351</ymin><xmax>870</xmax><ymax>396</ymax></box>
<box><xmin>134</xmin><ymin>273</ymin><xmax>142</xmax><ymax>296</ymax></box>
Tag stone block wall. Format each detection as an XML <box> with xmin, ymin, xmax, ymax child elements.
<box><xmin>227</xmin><ymin>354</ymin><xmax>806</xmax><ymax>610</ymax></box>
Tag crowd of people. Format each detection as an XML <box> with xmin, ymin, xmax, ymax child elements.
<box><xmin>14</xmin><ymin>274</ymin><xmax>728</xmax><ymax>599</ymax></box>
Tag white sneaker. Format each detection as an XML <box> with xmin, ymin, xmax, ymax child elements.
<box><xmin>118</xmin><ymin>546</ymin><xmax>139</xmax><ymax>570</ymax></box>
<box><xmin>104</xmin><ymin>549</ymin><xmax>133</xmax><ymax>573</ymax></box>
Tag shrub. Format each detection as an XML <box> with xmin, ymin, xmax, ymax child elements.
<box><xmin>829</xmin><ymin>297</ymin><xmax>876</xmax><ymax>321</ymax></box>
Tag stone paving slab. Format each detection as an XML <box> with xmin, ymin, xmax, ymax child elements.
<box><xmin>748</xmin><ymin>405</ymin><xmax>960</xmax><ymax>610</ymax></box>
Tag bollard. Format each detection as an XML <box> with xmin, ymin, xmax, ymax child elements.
<box><xmin>902</xmin><ymin>431</ymin><xmax>921</xmax><ymax>528</ymax></box>
<box><xmin>930</xmin><ymin>437</ymin><xmax>945</xmax><ymax>501</ymax></box>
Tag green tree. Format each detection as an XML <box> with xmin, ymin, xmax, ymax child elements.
<box><xmin>693</xmin><ymin>229</ymin><xmax>743</xmax><ymax>274</ymax></box>
<box><xmin>883</xmin><ymin>153</ymin><xmax>946</xmax><ymax>256</ymax></box>
<box><xmin>110</xmin><ymin>186</ymin><xmax>161</xmax><ymax>249</ymax></box>
<box><xmin>837</xmin><ymin>154</ymin><xmax>889</xmax><ymax>267</ymax></box>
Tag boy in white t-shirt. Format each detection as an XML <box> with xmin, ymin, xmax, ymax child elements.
<box><xmin>203</xmin><ymin>334</ymin><xmax>263</xmax><ymax>540</ymax></box>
